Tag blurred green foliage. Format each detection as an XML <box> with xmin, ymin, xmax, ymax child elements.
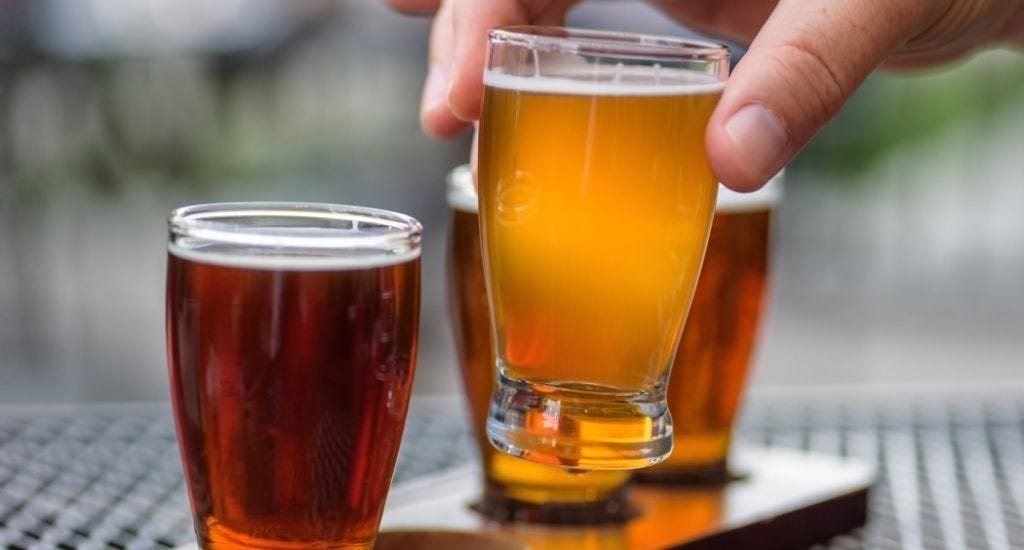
<box><xmin>800</xmin><ymin>50</ymin><xmax>1024</xmax><ymax>178</ymax></box>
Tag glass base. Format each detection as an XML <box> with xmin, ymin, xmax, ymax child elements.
<box><xmin>471</xmin><ymin>481</ymin><xmax>638</xmax><ymax>524</ymax></box>
<box><xmin>486</xmin><ymin>371</ymin><xmax>673</xmax><ymax>470</ymax></box>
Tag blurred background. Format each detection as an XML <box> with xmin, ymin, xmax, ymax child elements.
<box><xmin>0</xmin><ymin>0</ymin><xmax>1021</xmax><ymax>404</ymax></box>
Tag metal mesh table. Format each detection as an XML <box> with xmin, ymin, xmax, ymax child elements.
<box><xmin>1</xmin><ymin>389</ymin><xmax>1023</xmax><ymax>549</ymax></box>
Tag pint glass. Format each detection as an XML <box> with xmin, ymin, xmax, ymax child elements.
<box><xmin>639</xmin><ymin>177</ymin><xmax>780</xmax><ymax>483</ymax></box>
<box><xmin>166</xmin><ymin>203</ymin><xmax>421</xmax><ymax>549</ymax></box>
<box><xmin>447</xmin><ymin>165</ymin><xmax>632</xmax><ymax>523</ymax></box>
<box><xmin>479</xmin><ymin>27</ymin><xmax>728</xmax><ymax>469</ymax></box>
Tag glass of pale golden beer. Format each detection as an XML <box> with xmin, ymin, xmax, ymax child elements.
<box><xmin>639</xmin><ymin>175</ymin><xmax>781</xmax><ymax>484</ymax></box>
<box><xmin>447</xmin><ymin>165</ymin><xmax>633</xmax><ymax>523</ymax></box>
<box><xmin>166</xmin><ymin>203</ymin><xmax>421</xmax><ymax>549</ymax></box>
<box><xmin>479</xmin><ymin>27</ymin><xmax>729</xmax><ymax>470</ymax></box>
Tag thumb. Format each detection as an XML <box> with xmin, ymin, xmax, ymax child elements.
<box><xmin>707</xmin><ymin>0</ymin><xmax>936</xmax><ymax>191</ymax></box>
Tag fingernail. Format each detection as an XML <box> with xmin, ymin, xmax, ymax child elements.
<box><xmin>724</xmin><ymin>104</ymin><xmax>789</xmax><ymax>181</ymax></box>
<box><xmin>421</xmin><ymin>64</ymin><xmax>449</xmax><ymax>118</ymax></box>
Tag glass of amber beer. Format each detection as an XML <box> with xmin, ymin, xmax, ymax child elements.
<box><xmin>479</xmin><ymin>27</ymin><xmax>729</xmax><ymax>470</ymax></box>
<box><xmin>166</xmin><ymin>203</ymin><xmax>421</xmax><ymax>549</ymax></box>
<box><xmin>447</xmin><ymin>165</ymin><xmax>633</xmax><ymax>523</ymax></box>
<box><xmin>639</xmin><ymin>176</ymin><xmax>781</xmax><ymax>483</ymax></box>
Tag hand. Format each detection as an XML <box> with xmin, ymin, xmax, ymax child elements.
<box><xmin>387</xmin><ymin>0</ymin><xmax>1024</xmax><ymax>190</ymax></box>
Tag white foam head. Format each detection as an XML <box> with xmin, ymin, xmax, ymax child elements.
<box><xmin>484</xmin><ymin>65</ymin><xmax>725</xmax><ymax>96</ymax></box>
<box><xmin>168</xmin><ymin>241</ymin><xmax>421</xmax><ymax>271</ymax></box>
<box><xmin>716</xmin><ymin>171</ymin><xmax>784</xmax><ymax>213</ymax></box>
<box><xmin>446</xmin><ymin>164</ymin><xmax>478</xmax><ymax>213</ymax></box>
<box><xmin>168</xmin><ymin>203</ymin><xmax>421</xmax><ymax>271</ymax></box>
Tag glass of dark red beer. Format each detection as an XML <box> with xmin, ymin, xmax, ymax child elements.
<box><xmin>166</xmin><ymin>202</ymin><xmax>421</xmax><ymax>549</ymax></box>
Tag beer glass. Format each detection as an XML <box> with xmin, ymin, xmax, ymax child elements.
<box><xmin>479</xmin><ymin>27</ymin><xmax>729</xmax><ymax>469</ymax></box>
<box><xmin>639</xmin><ymin>176</ymin><xmax>780</xmax><ymax>483</ymax></box>
<box><xmin>166</xmin><ymin>203</ymin><xmax>421</xmax><ymax>549</ymax></box>
<box><xmin>447</xmin><ymin>165</ymin><xmax>633</xmax><ymax>523</ymax></box>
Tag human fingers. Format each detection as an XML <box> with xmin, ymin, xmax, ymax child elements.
<box><xmin>420</xmin><ymin>0</ymin><xmax>468</xmax><ymax>138</ymax></box>
<box><xmin>385</xmin><ymin>0</ymin><xmax>441</xmax><ymax>15</ymax></box>
<box><xmin>705</xmin><ymin>0</ymin><xmax>939</xmax><ymax>191</ymax></box>
<box><xmin>887</xmin><ymin>0</ymin><xmax>1024</xmax><ymax>67</ymax></box>
<box><xmin>646</xmin><ymin>0</ymin><xmax>777</xmax><ymax>44</ymax></box>
<box><xmin>447</xmin><ymin>0</ymin><xmax>578</xmax><ymax>121</ymax></box>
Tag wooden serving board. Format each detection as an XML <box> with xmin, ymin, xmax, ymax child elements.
<box><xmin>380</xmin><ymin>447</ymin><xmax>875</xmax><ymax>550</ymax></box>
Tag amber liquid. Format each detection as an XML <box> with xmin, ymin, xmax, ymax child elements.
<box><xmin>479</xmin><ymin>79</ymin><xmax>720</xmax><ymax>468</ymax></box>
<box><xmin>642</xmin><ymin>209</ymin><xmax>771</xmax><ymax>480</ymax></box>
<box><xmin>479</xmin><ymin>84</ymin><xmax>720</xmax><ymax>391</ymax></box>
<box><xmin>448</xmin><ymin>208</ymin><xmax>630</xmax><ymax>519</ymax></box>
<box><xmin>166</xmin><ymin>252</ymin><xmax>420</xmax><ymax>549</ymax></box>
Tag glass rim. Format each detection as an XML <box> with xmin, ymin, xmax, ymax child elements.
<box><xmin>488</xmin><ymin>26</ymin><xmax>729</xmax><ymax>61</ymax></box>
<box><xmin>168</xmin><ymin>201</ymin><xmax>422</xmax><ymax>252</ymax></box>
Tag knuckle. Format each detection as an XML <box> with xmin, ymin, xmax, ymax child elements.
<box><xmin>905</xmin><ymin>0</ymin><xmax>991</xmax><ymax>52</ymax></box>
<box><xmin>769</xmin><ymin>38</ymin><xmax>850</xmax><ymax>127</ymax></box>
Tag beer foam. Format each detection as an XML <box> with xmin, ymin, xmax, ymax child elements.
<box><xmin>484</xmin><ymin>67</ymin><xmax>725</xmax><ymax>96</ymax></box>
<box><xmin>716</xmin><ymin>174</ymin><xmax>783</xmax><ymax>212</ymax></box>
<box><xmin>446</xmin><ymin>164</ymin><xmax>478</xmax><ymax>213</ymax></box>
<box><xmin>168</xmin><ymin>241</ymin><xmax>420</xmax><ymax>271</ymax></box>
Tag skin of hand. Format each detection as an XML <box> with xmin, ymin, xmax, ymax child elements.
<box><xmin>387</xmin><ymin>0</ymin><xmax>1024</xmax><ymax>191</ymax></box>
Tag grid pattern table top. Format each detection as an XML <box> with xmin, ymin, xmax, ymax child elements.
<box><xmin>1</xmin><ymin>391</ymin><xmax>1023</xmax><ymax>549</ymax></box>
